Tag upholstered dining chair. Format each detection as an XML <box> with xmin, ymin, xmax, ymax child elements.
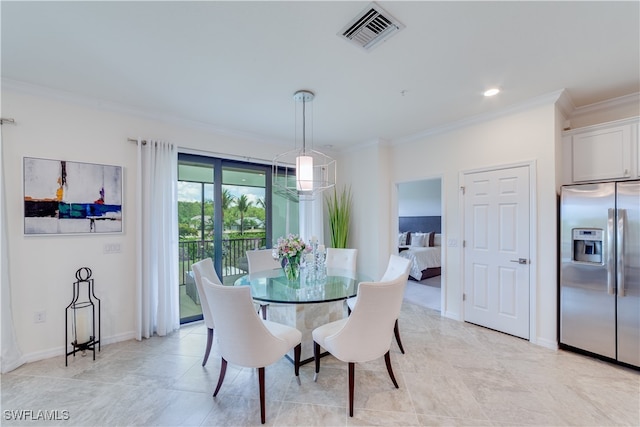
<box><xmin>191</xmin><ymin>258</ymin><xmax>222</xmax><ymax>366</ymax></box>
<box><xmin>201</xmin><ymin>277</ymin><xmax>302</xmax><ymax>425</ymax></box>
<box><xmin>311</xmin><ymin>273</ymin><xmax>408</xmax><ymax>417</ymax></box>
<box><xmin>246</xmin><ymin>249</ymin><xmax>281</xmax><ymax>319</ymax></box>
<box><xmin>346</xmin><ymin>254</ymin><xmax>411</xmax><ymax>353</ymax></box>
<box><xmin>325</xmin><ymin>248</ymin><xmax>358</xmax><ymax>274</ymax></box>
<box><xmin>246</xmin><ymin>248</ymin><xmax>281</xmax><ymax>272</ymax></box>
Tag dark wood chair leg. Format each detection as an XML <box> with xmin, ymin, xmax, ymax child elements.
<box><xmin>294</xmin><ymin>343</ymin><xmax>301</xmax><ymax>385</ymax></box>
<box><xmin>313</xmin><ymin>341</ymin><xmax>321</xmax><ymax>382</ymax></box>
<box><xmin>348</xmin><ymin>362</ymin><xmax>355</xmax><ymax>417</ymax></box>
<box><xmin>394</xmin><ymin>319</ymin><xmax>405</xmax><ymax>354</ymax></box>
<box><xmin>213</xmin><ymin>358</ymin><xmax>227</xmax><ymax>397</ymax></box>
<box><xmin>258</xmin><ymin>366</ymin><xmax>266</xmax><ymax>424</ymax></box>
<box><xmin>202</xmin><ymin>327</ymin><xmax>214</xmax><ymax>366</ymax></box>
<box><xmin>384</xmin><ymin>351</ymin><xmax>399</xmax><ymax>389</ymax></box>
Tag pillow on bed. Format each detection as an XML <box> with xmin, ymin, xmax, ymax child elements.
<box><xmin>398</xmin><ymin>232</ymin><xmax>409</xmax><ymax>246</ymax></box>
<box><xmin>410</xmin><ymin>232</ymin><xmax>427</xmax><ymax>247</ymax></box>
<box><xmin>433</xmin><ymin>233</ymin><xmax>442</xmax><ymax>247</ymax></box>
<box><xmin>427</xmin><ymin>231</ymin><xmax>435</xmax><ymax>247</ymax></box>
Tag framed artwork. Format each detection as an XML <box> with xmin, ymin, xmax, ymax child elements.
<box><xmin>23</xmin><ymin>157</ymin><xmax>123</xmax><ymax>235</ymax></box>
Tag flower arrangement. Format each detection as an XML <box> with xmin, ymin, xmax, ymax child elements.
<box><xmin>275</xmin><ymin>234</ymin><xmax>308</xmax><ymax>281</ymax></box>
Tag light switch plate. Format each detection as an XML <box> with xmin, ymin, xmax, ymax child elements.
<box><xmin>103</xmin><ymin>243</ymin><xmax>122</xmax><ymax>254</ymax></box>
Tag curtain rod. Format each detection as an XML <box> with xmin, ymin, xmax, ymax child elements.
<box><xmin>0</xmin><ymin>118</ymin><xmax>16</xmax><ymax>125</ymax></box>
<box><xmin>129</xmin><ymin>138</ymin><xmax>275</xmax><ymax>165</ymax></box>
<box><xmin>127</xmin><ymin>137</ymin><xmax>147</xmax><ymax>145</ymax></box>
<box><xmin>179</xmin><ymin>146</ymin><xmax>275</xmax><ymax>166</ymax></box>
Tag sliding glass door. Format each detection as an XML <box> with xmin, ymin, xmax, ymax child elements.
<box><xmin>177</xmin><ymin>153</ymin><xmax>299</xmax><ymax>323</ymax></box>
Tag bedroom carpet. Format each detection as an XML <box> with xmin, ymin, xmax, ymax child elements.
<box><xmin>405</xmin><ymin>276</ymin><xmax>441</xmax><ymax>311</ymax></box>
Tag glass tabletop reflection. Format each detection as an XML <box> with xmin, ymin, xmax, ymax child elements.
<box><xmin>234</xmin><ymin>268</ymin><xmax>371</xmax><ymax>304</ymax></box>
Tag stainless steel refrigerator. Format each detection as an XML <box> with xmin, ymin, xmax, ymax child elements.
<box><xmin>560</xmin><ymin>180</ymin><xmax>639</xmax><ymax>368</ymax></box>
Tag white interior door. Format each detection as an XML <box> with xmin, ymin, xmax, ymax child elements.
<box><xmin>463</xmin><ymin>165</ymin><xmax>530</xmax><ymax>339</ymax></box>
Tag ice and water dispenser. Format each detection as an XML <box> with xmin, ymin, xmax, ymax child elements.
<box><xmin>572</xmin><ymin>228</ymin><xmax>604</xmax><ymax>264</ymax></box>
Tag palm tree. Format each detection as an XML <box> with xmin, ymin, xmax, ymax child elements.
<box><xmin>222</xmin><ymin>188</ymin><xmax>234</xmax><ymax>211</ymax></box>
<box><xmin>236</xmin><ymin>194</ymin><xmax>252</xmax><ymax>234</ymax></box>
<box><xmin>219</xmin><ymin>188</ymin><xmax>235</xmax><ymax>232</ymax></box>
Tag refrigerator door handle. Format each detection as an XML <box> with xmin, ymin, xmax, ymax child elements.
<box><xmin>617</xmin><ymin>209</ymin><xmax>626</xmax><ymax>297</ymax></box>
<box><xmin>607</xmin><ymin>208</ymin><xmax>616</xmax><ymax>295</ymax></box>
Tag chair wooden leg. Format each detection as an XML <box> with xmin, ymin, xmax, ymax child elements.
<box><xmin>348</xmin><ymin>362</ymin><xmax>355</xmax><ymax>417</ymax></box>
<box><xmin>258</xmin><ymin>366</ymin><xmax>266</xmax><ymax>424</ymax></box>
<box><xmin>202</xmin><ymin>327</ymin><xmax>214</xmax><ymax>366</ymax></box>
<box><xmin>394</xmin><ymin>319</ymin><xmax>405</xmax><ymax>354</ymax></box>
<box><xmin>213</xmin><ymin>358</ymin><xmax>227</xmax><ymax>397</ymax></box>
<box><xmin>384</xmin><ymin>351</ymin><xmax>399</xmax><ymax>389</ymax></box>
<box><xmin>294</xmin><ymin>343</ymin><xmax>301</xmax><ymax>385</ymax></box>
<box><xmin>313</xmin><ymin>341</ymin><xmax>321</xmax><ymax>382</ymax></box>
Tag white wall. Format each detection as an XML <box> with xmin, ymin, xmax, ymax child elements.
<box><xmin>2</xmin><ymin>89</ymin><xmax>290</xmax><ymax>361</ymax></box>
<box><xmin>398</xmin><ymin>179</ymin><xmax>442</xmax><ymax>217</ymax></box>
<box><xmin>343</xmin><ymin>98</ymin><xmax>561</xmax><ymax>348</ymax></box>
<box><xmin>335</xmin><ymin>141</ymin><xmax>392</xmax><ymax>281</ymax></box>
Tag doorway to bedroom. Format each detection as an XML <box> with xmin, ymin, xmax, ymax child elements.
<box><xmin>397</xmin><ymin>178</ymin><xmax>443</xmax><ymax>312</ymax></box>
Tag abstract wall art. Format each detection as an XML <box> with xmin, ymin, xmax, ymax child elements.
<box><xmin>24</xmin><ymin>157</ymin><xmax>123</xmax><ymax>235</ymax></box>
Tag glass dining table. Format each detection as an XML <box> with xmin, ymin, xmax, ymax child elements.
<box><xmin>234</xmin><ymin>267</ymin><xmax>373</xmax><ymax>304</ymax></box>
<box><xmin>234</xmin><ymin>268</ymin><xmax>372</xmax><ymax>364</ymax></box>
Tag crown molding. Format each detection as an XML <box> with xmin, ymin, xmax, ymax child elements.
<box><xmin>569</xmin><ymin>92</ymin><xmax>640</xmax><ymax>120</ymax></box>
<box><xmin>555</xmin><ymin>89</ymin><xmax>575</xmax><ymax>118</ymax></box>
<box><xmin>1</xmin><ymin>78</ymin><xmax>290</xmax><ymax>149</ymax></box>
<box><xmin>392</xmin><ymin>89</ymin><xmax>566</xmax><ymax>146</ymax></box>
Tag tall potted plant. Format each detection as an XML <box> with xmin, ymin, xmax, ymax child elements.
<box><xmin>326</xmin><ymin>185</ymin><xmax>352</xmax><ymax>248</ymax></box>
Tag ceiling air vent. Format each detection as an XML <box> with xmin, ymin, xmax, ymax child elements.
<box><xmin>338</xmin><ymin>2</ymin><xmax>405</xmax><ymax>52</ymax></box>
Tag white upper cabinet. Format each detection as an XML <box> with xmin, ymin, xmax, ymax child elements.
<box><xmin>564</xmin><ymin>118</ymin><xmax>639</xmax><ymax>183</ymax></box>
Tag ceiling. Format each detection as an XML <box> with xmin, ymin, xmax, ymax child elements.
<box><xmin>2</xmin><ymin>1</ymin><xmax>639</xmax><ymax>151</ymax></box>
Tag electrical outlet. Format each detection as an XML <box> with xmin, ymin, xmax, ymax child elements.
<box><xmin>103</xmin><ymin>243</ymin><xmax>122</xmax><ymax>254</ymax></box>
<box><xmin>34</xmin><ymin>311</ymin><xmax>46</xmax><ymax>323</ymax></box>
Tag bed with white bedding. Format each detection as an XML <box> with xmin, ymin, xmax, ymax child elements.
<box><xmin>398</xmin><ymin>230</ymin><xmax>442</xmax><ymax>281</ymax></box>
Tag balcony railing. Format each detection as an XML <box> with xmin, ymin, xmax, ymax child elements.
<box><xmin>179</xmin><ymin>237</ymin><xmax>268</xmax><ymax>286</ymax></box>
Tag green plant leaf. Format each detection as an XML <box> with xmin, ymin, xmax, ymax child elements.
<box><xmin>326</xmin><ymin>185</ymin><xmax>352</xmax><ymax>249</ymax></box>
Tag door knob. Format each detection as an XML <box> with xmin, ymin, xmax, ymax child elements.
<box><xmin>510</xmin><ymin>258</ymin><xmax>528</xmax><ymax>265</ymax></box>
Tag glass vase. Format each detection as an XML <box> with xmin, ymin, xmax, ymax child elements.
<box><xmin>284</xmin><ymin>258</ymin><xmax>300</xmax><ymax>281</ymax></box>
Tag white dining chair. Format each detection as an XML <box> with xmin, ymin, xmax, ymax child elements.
<box><xmin>246</xmin><ymin>249</ymin><xmax>281</xmax><ymax>319</ymax></box>
<box><xmin>246</xmin><ymin>249</ymin><xmax>281</xmax><ymax>272</ymax></box>
<box><xmin>325</xmin><ymin>248</ymin><xmax>358</xmax><ymax>274</ymax></box>
<box><xmin>311</xmin><ymin>273</ymin><xmax>408</xmax><ymax>417</ymax></box>
<box><xmin>191</xmin><ymin>258</ymin><xmax>222</xmax><ymax>366</ymax></box>
<box><xmin>346</xmin><ymin>254</ymin><xmax>411</xmax><ymax>353</ymax></box>
<box><xmin>201</xmin><ymin>277</ymin><xmax>302</xmax><ymax>425</ymax></box>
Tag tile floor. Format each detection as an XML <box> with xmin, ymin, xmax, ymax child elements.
<box><xmin>2</xmin><ymin>288</ymin><xmax>639</xmax><ymax>426</ymax></box>
<box><xmin>405</xmin><ymin>279</ymin><xmax>440</xmax><ymax>311</ymax></box>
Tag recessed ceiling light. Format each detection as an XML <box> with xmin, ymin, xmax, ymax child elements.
<box><xmin>484</xmin><ymin>88</ymin><xmax>500</xmax><ymax>97</ymax></box>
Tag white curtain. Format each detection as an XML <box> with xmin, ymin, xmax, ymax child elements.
<box><xmin>136</xmin><ymin>139</ymin><xmax>179</xmax><ymax>339</ymax></box>
<box><xmin>1</xmin><ymin>122</ymin><xmax>24</xmax><ymax>373</ymax></box>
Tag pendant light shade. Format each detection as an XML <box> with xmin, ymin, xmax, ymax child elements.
<box><xmin>273</xmin><ymin>90</ymin><xmax>336</xmax><ymax>201</ymax></box>
<box><xmin>295</xmin><ymin>155</ymin><xmax>314</xmax><ymax>192</ymax></box>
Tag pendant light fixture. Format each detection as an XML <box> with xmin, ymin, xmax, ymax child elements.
<box><xmin>273</xmin><ymin>90</ymin><xmax>336</xmax><ymax>201</ymax></box>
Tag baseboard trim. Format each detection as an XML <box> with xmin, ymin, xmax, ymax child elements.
<box><xmin>534</xmin><ymin>336</ymin><xmax>558</xmax><ymax>350</ymax></box>
<box><xmin>18</xmin><ymin>331</ymin><xmax>137</xmax><ymax>367</ymax></box>
<box><xmin>444</xmin><ymin>310</ymin><xmax>461</xmax><ymax>321</ymax></box>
